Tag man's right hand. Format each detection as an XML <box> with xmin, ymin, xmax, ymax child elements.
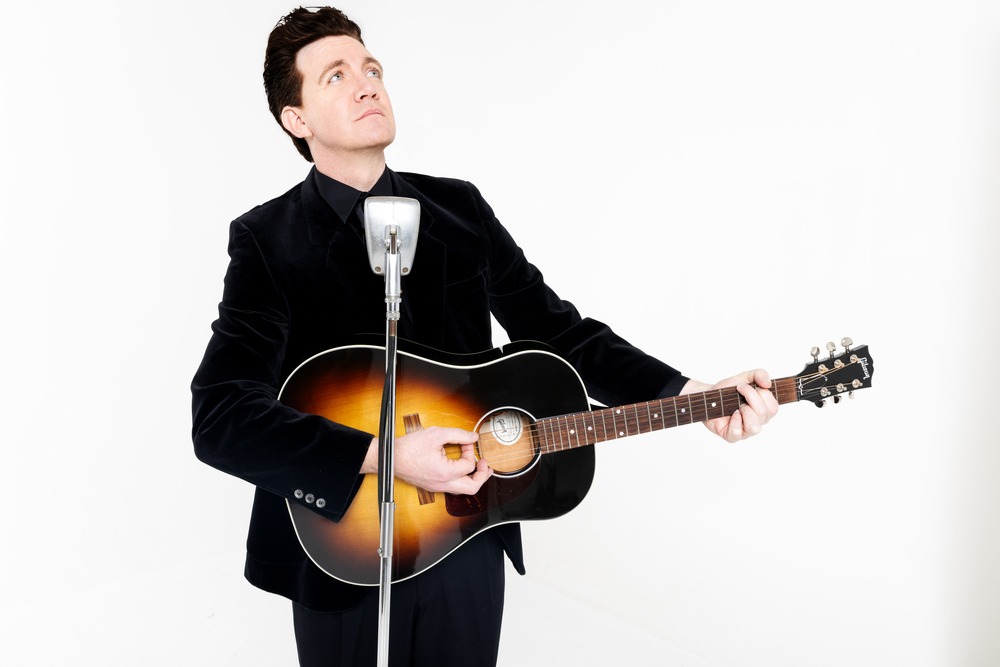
<box><xmin>361</xmin><ymin>427</ymin><xmax>493</xmax><ymax>495</ymax></box>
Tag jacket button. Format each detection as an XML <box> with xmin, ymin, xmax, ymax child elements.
<box><xmin>305</xmin><ymin>494</ymin><xmax>315</xmax><ymax>504</ymax></box>
<box><xmin>294</xmin><ymin>489</ymin><xmax>304</xmax><ymax>499</ymax></box>
<box><xmin>316</xmin><ymin>498</ymin><xmax>326</xmax><ymax>508</ymax></box>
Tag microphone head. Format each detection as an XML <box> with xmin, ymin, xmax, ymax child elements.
<box><xmin>363</xmin><ymin>197</ymin><xmax>420</xmax><ymax>275</ymax></box>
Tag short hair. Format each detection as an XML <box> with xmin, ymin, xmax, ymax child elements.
<box><xmin>264</xmin><ymin>7</ymin><xmax>364</xmax><ymax>162</ymax></box>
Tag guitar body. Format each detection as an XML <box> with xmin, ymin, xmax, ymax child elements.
<box><xmin>278</xmin><ymin>335</ymin><xmax>876</xmax><ymax>586</ymax></box>
<box><xmin>279</xmin><ymin>341</ymin><xmax>595</xmax><ymax>585</ymax></box>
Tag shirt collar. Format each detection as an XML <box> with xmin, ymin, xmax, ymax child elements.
<box><xmin>312</xmin><ymin>166</ymin><xmax>394</xmax><ymax>224</ymax></box>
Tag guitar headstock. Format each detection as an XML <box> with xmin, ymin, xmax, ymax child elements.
<box><xmin>795</xmin><ymin>338</ymin><xmax>874</xmax><ymax>407</ymax></box>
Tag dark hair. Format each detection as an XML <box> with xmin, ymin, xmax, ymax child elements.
<box><xmin>264</xmin><ymin>7</ymin><xmax>364</xmax><ymax>162</ymax></box>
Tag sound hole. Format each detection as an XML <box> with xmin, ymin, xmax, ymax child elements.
<box><xmin>475</xmin><ymin>408</ymin><xmax>538</xmax><ymax>477</ymax></box>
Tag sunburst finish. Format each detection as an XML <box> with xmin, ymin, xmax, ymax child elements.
<box><xmin>279</xmin><ymin>342</ymin><xmax>594</xmax><ymax>585</ymax></box>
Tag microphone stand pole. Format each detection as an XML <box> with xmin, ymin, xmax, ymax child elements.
<box><xmin>362</xmin><ymin>197</ymin><xmax>420</xmax><ymax>667</ymax></box>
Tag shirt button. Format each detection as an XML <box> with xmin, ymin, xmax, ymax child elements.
<box><xmin>294</xmin><ymin>489</ymin><xmax>304</xmax><ymax>499</ymax></box>
<box><xmin>305</xmin><ymin>494</ymin><xmax>315</xmax><ymax>504</ymax></box>
<box><xmin>316</xmin><ymin>498</ymin><xmax>326</xmax><ymax>508</ymax></box>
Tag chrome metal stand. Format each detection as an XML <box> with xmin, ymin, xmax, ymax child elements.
<box><xmin>362</xmin><ymin>197</ymin><xmax>420</xmax><ymax>667</ymax></box>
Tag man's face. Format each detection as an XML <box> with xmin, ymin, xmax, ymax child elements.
<box><xmin>286</xmin><ymin>35</ymin><xmax>396</xmax><ymax>161</ymax></box>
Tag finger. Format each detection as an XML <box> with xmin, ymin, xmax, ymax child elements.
<box><xmin>433</xmin><ymin>427</ymin><xmax>479</xmax><ymax>445</ymax></box>
<box><xmin>750</xmin><ymin>368</ymin><xmax>772</xmax><ymax>389</ymax></box>
<box><xmin>726</xmin><ymin>409</ymin><xmax>744</xmax><ymax>443</ymax></box>
<box><xmin>739</xmin><ymin>403</ymin><xmax>762</xmax><ymax>437</ymax></box>
<box><xmin>448</xmin><ymin>458</ymin><xmax>493</xmax><ymax>495</ymax></box>
<box><xmin>760</xmin><ymin>386</ymin><xmax>779</xmax><ymax>421</ymax></box>
<box><xmin>456</xmin><ymin>442</ymin><xmax>479</xmax><ymax>468</ymax></box>
<box><xmin>738</xmin><ymin>383</ymin><xmax>769</xmax><ymax>427</ymax></box>
<box><xmin>738</xmin><ymin>382</ymin><xmax>764</xmax><ymax>413</ymax></box>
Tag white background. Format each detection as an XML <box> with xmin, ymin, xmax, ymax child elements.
<box><xmin>2</xmin><ymin>1</ymin><xmax>998</xmax><ymax>665</ymax></box>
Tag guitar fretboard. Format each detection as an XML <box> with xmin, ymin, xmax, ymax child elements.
<box><xmin>534</xmin><ymin>378</ymin><xmax>798</xmax><ymax>452</ymax></box>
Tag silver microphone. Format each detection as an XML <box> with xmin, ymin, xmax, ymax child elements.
<box><xmin>363</xmin><ymin>197</ymin><xmax>420</xmax><ymax>277</ymax></box>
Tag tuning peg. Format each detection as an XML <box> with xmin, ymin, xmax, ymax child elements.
<box><xmin>814</xmin><ymin>400</ymin><xmax>826</xmax><ymax>408</ymax></box>
<box><xmin>811</xmin><ymin>346</ymin><xmax>820</xmax><ymax>363</ymax></box>
<box><xmin>833</xmin><ymin>395</ymin><xmax>842</xmax><ymax>404</ymax></box>
<box><xmin>826</xmin><ymin>342</ymin><xmax>836</xmax><ymax>359</ymax></box>
<box><xmin>841</xmin><ymin>337</ymin><xmax>853</xmax><ymax>352</ymax></box>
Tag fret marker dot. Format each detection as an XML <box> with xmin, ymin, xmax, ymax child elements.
<box><xmin>570</xmin><ymin>429</ymin><xmax>575</xmax><ymax>435</ymax></box>
<box><xmin>711</xmin><ymin>402</ymin><xmax>717</xmax><ymax>408</ymax></box>
<box><xmin>616</xmin><ymin>410</ymin><xmax>621</xmax><ymax>414</ymax></box>
<box><xmin>619</xmin><ymin>431</ymin><xmax>624</xmax><ymax>436</ymax></box>
<box><xmin>588</xmin><ymin>426</ymin><xmax>592</xmax><ymax>431</ymax></box>
<box><xmin>681</xmin><ymin>408</ymin><xmax>686</xmax><ymax>413</ymax></box>
<box><xmin>654</xmin><ymin>414</ymin><xmax>658</xmax><ymax>418</ymax></box>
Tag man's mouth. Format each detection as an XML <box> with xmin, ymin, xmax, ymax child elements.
<box><xmin>358</xmin><ymin>108</ymin><xmax>383</xmax><ymax>120</ymax></box>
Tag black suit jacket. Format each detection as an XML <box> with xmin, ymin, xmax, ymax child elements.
<box><xmin>192</xmin><ymin>168</ymin><xmax>686</xmax><ymax>611</ymax></box>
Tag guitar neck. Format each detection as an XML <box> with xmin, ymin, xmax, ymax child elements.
<box><xmin>534</xmin><ymin>378</ymin><xmax>799</xmax><ymax>452</ymax></box>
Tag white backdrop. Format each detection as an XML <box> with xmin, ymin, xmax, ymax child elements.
<box><xmin>2</xmin><ymin>1</ymin><xmax>998</xmax><ymax>665</ymax></box>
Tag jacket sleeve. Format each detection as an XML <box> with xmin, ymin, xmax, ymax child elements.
<box><xmin>190</xmin><ymin>219</ymin><xmax>371</xmax><ymax>522</ymax></box>
<box><xmin>471</xmin><ymin>186</ymin><xmax>690</xmax><ymax>404</ymax></box>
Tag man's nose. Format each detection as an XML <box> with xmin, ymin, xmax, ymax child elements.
<box><xmin>355</xmin><ymin>77</ymin><xmax>378</xmax><ymax>101</ymax></box>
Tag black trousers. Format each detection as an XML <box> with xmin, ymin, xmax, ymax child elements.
<box><xmin>293</xmin><ymin>530</ymin><xmax>506</xmax><ymax>667</ymax></box>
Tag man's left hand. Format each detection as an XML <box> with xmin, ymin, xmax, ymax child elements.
<box><xmin>681</xmin><ymin>370</ymin><xmax>779</xmax><ymax>443</ymax></box>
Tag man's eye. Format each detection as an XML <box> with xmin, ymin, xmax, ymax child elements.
<box><xmin>367</xmin><ymin>69</ymin><xmax>381</xmax><ymax>78</ymax></box>
<box><xmin>329</xmin><ymin>72</ymin><xmax>342</xmax><ymax>82</ymax></box>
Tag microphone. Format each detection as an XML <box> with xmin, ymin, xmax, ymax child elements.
<box><xmin>363</xmin><ymin>197</ymin><xmax>420</xmax><ymax>278</ymax></box>
<box><xmin>362</xmin><ymin>197</ymin><xmax>420</xmax><ymax>665</ymax></box>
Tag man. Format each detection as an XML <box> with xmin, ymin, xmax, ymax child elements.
<box><xmin>191</xmin><ymin>7</ymin><xmax>778</xmax><ymax>666</ymax></box>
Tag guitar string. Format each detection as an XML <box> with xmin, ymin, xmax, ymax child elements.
<box><xmin>470</xmin><ymin>370</ymin><xmax>840</xmax><ymax>466</ymax></box>
<box><xmin>460</xmin><ymin>364</ymin><xmax>859</xmax><ymax>468</ymax></box>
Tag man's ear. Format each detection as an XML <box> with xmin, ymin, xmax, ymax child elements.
<box><xmin>281</xmin><ymin>106</ymin><xmax>312</xmax><ymax>139</ymax></box>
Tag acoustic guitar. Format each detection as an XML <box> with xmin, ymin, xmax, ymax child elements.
<box><xmin>280</xmin><ymin>338</ymin><xmax>873</xmax><ymax>585</ymax></box>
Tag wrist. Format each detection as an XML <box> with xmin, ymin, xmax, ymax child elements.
<box><xmin>360</xmin><ymin>436</ymin><xmax>379</xmax><ymax>474</ymax></box>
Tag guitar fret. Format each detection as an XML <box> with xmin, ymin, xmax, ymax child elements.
<box><xmin>531</xmin><ymin>377</ymin><xmax>796</xmax><ymax>458</ymax></box>
<box><xmin>583</xmin><ymin>413</ymin><xmax>595</xmax><ymax>445</ymax></box>
<box><xmin>541</xmin><ymin>418</ymin><xmax>552</xmax><ymax>453</ymax></box>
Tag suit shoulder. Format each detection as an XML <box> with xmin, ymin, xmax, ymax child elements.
<box><xmin>395</xmin><ymin>171</ymin><xmax>480</xmax><ymax>198</ymax></box>
<box><xmin>231</xmin><ymin>181</ymin><xmax>304</xmax><ymax>232</ymax></box>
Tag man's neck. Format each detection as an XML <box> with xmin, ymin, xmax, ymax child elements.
<box><xmin>312</xmin><ymin>150</ymin><xmax>387</xmax><ymax>192</ymax></box>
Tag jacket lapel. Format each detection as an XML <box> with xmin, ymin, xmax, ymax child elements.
<box><xmin>301</xmin><ymin>168</ymin><xmax>449</xmax><ymax>347</ymax></box>
<box><xmin>390</xmin><ymin>172</ymin><xmax>448</xmax><ymax>347</ymax></box>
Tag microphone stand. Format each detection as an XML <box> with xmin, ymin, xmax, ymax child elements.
<box><xmin>362</xmin><ymin>197</ymin><xmax>420</xmax><ymax>667</ymax></box>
